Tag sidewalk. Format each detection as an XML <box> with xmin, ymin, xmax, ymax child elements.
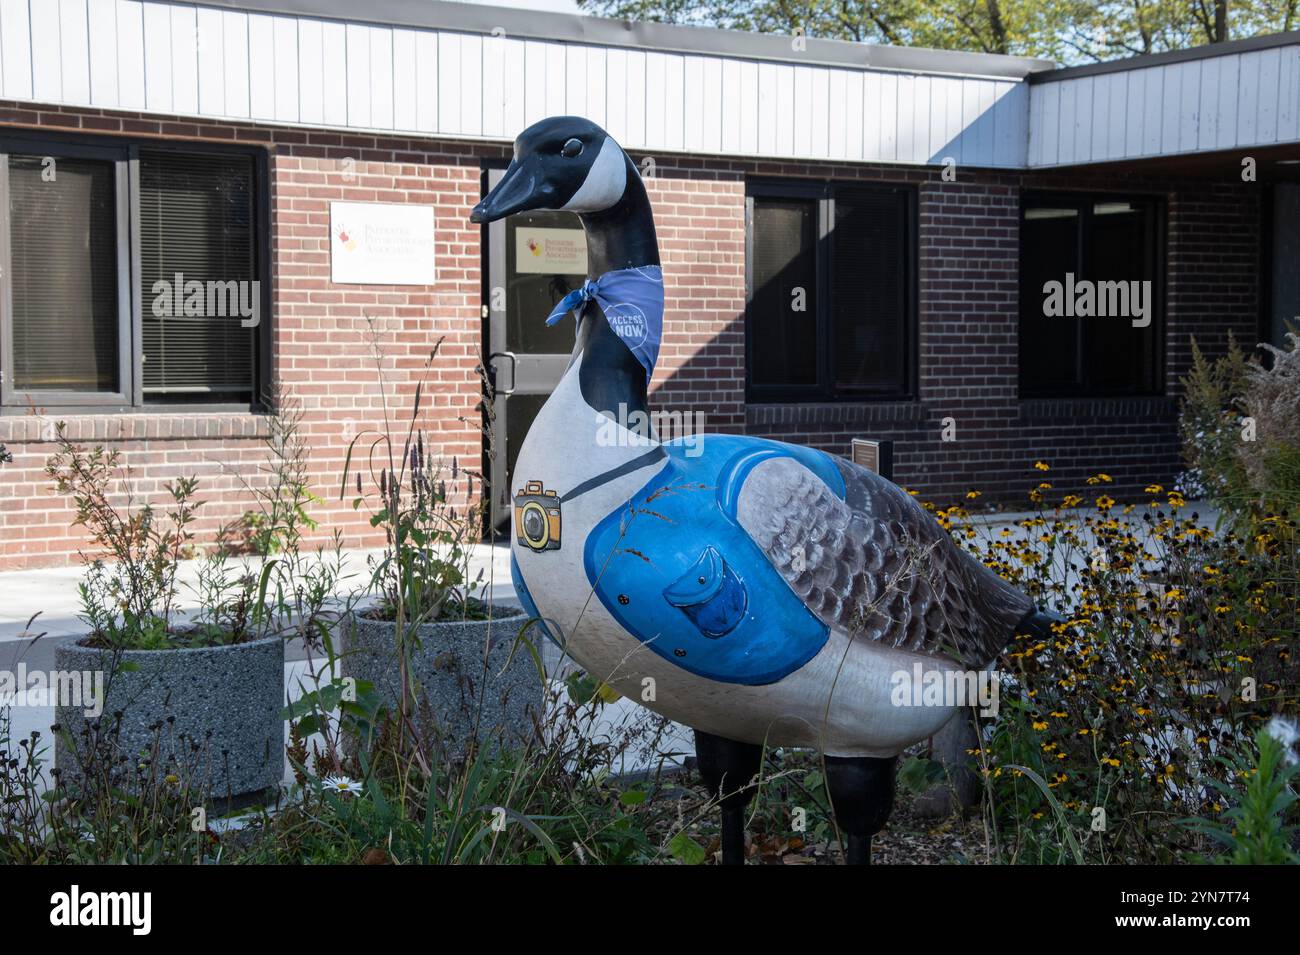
<box><xmin>0</xmin><ymin>544</ymin><xmax>509</xmax><ymax>643</ymax></box>
<box><xmin>0</xmin><ymin>543</ymin><xmax>692</xmax><ymax>786</ymax></box>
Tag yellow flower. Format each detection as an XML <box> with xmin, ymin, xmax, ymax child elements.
<box><xmin>965</xmin><ymin>489</ymin><xmax>981</xmax><ymax>499</ymax></box>
<box><xmin>1144</xmin><ymin>484</ymin><xmax>1163</xmax><ymax>494</ymax></box>
<box><xmin>1096</xmin><ymin>495</ymin><xmax>1115</xmax><ymax>510</ymax></box>
<box><xmin>1101</xmin><ymin>757</ymin><xmax>1121</xmax><ymax>767</ymax></box>
<box><xmin>1034</xmin><ymin>461</ymin><xmax>1050</xmax><ymax>472</ymax></box>
<box><xmin>1032</xmin><ymin>720</ymin><xmax>1049</xmax><ymax>731</ymax></box>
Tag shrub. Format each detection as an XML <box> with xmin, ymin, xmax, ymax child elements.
<box><xmin>930</xmin><ymin>468</ymin><xmax>1298</xmax><ymax>863</ymax></box>
<box><xmin>1180</xmin><ymin>329</ymin><xmax>1300</xmax><ymax>522</ymax></box>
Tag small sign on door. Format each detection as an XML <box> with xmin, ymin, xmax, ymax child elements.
<box><xmin>330</xmin><ymin>201</ymin><xmax>436</xmax><ymax>285</ymax></box>
<box><xmin>514</xmin><ymin>227</ymin><xmax>588</xmax><ymax>275</ymax></box>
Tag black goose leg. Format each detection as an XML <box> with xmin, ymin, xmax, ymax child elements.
<box><xmin>825</xmin><ymin>754</ymin><xmax>898</xmax><ymax>865</ymax></box>
<box><xmin>693</xmin><ymin>729</ymin><xmax>763</xmax><ymax>865</ymax></box>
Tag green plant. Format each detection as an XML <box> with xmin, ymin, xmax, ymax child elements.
<box><xmin>268</xmin><ymin>644</ymin><xmax>683</xmax><ymax>864</ymax></box>
<box><xmin>1</xmin><ymin>703</ymin><xmax>226</xmax><ymax>864</ymax></box>
<box><xmin>1184</xmin><ymin>721</ymin><xmax>1300</xmax><ymax>864</ymax></box>
<box><xmin>216</xmin><ymin>385</ymin><xmax>356</xmax><ymax>653</ymax></box>
<box><xmin>232</xmin><ymin>386</ymin><xmax>322</xmax><ymax>558</ymax></box>
<box><xmin>46</xmin><ymin>423</ymin><xmax>202</xmax><ymax>650</ymax></box>
<box><xmin>336</xmin><ymin>326</ymin><xmax>493</xmax><ymax>760</ymax></box>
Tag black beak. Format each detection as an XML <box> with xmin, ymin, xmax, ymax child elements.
<box><xmin>470</xmin><ymin>159</ymin><xmax>555</xmax><ymax>224</ymax></box>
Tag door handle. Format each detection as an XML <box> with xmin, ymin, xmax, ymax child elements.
<box><xmin>487</xmin><ymin>351</ymin><xmax>517</xmax><ymax>396</ymax></box>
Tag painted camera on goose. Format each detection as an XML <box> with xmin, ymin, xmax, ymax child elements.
<box><xmin>514</xmin><ymin>481</ymin><xmax>562</xmax><ymax>552</ymax></box>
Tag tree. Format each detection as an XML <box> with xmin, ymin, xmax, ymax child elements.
<box><xmin>577</xmin><ymin>0</ymin><xmax>1300</xmax><ymax>63</ymax></box>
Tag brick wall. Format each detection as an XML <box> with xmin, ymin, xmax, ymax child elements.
<box><xmin>0</xmin><ymin>100</ymin><xmax>1263</xmax><ymax>569</ymax></box>
<box><xmin>641</xmin><ymin>161</ymin><xmax>747</xmax><ymax>433</ymax></box>
<box><xmin>0</xmin><ymin>101</ymin><xmax>503</xmax><ymax>569</ymax></box>
<box><xmin>739</xmin><ymin>161</ymin><xmax>1261</xmax><ymax>506</ymax></box>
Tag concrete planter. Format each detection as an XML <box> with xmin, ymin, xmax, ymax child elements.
<box><xmin>342</xmin><ymin>608</ymin><xmax>542</xmax><ymax>756</ymax></box>
<box><xmin>54</xmin><ymin>635</ymin><xmax>283</xmax><ymax>799</ymax></box>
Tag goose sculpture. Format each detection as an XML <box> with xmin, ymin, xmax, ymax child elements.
<box><xmin>471</xmin><ymin>117</ymin><xmax>1058</xmax><ymax>864</ymax></box>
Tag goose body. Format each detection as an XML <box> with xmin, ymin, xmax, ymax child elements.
<box><xmin>509</xmin><ymin>352</ymin><xmax>1032</xmax><ymax>757</ymax></box>
<box><xmin>474</xmin><ymin>115</ymin><xmax>1048</xmax><ymax>778</ymax></box>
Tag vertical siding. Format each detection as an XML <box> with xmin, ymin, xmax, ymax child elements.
<box><xmin>0</xmin><ymin>0</ymin><xmax>33</xmax><ymax>100</ymax></box>
<box><xmin>1031</xmin><ymin>45</ymin><xmax>1300</xmax><ymax>166</ymax></box>
<box><xmin>4</xmin><ymin>1</ymin><xmax>1293</xmax><ymax>167</ymax></box>
<box><xmin>169</xmin><ymin>2</ymin><xmax>198</xmax><ymax>115</ymax></box>
<box><xmin>89</xmin><ymin>0</ymin><xmax>120</xmax><ymax>107</ymax></box>
<box><xmin>29</xmin><ymin>0</ymin><xmax>61</xmax><ymax>101</ymax></box>
<box><xmin>196</xmin><ymin>5</ymin><xmax>224</xmax><ymax>115</ymax></box>
<box><xmin>272</xmin><ymin>13</ymin><xmax>298</xmax><ymax>124</ymax></box>
<box><xmin>297</xmin><ymin>17</ymin><xmax>324</xmax><ymax>126</ymax></box>
<box><xmin>220</xmin><ymin>7</ymin><xmax>247</xmax><ymax>118</ymax></box>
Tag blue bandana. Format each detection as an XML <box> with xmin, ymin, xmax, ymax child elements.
<box><xmin>546</xmin><ymin>265</ymin><xmax>664</xmax><ymax>385</ymax></box>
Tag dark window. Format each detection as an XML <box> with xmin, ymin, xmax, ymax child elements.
<box><xmin>1</xmin><ymin>136</ymin><xmax>267</xmax><ymax>411</ymax></box>
<box><xmin>746</xmin><ymin>181</ymin><xmax>913</xmax><ymax>401</ymax></box>
<box><xmin>749</xmin><ymin>197</ymin><xmax>818</xmax><ymax>388</ymax></box>
<box><xmin>1019</xmin><ymin>193</ymin><xmax>1163</xmax><ymax>398</ymax></box>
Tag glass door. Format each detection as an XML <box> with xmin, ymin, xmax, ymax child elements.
<box><xmin>484</xmin><ymin>167</ymin><xmax>588</xmax><ymax>534</ymax></box>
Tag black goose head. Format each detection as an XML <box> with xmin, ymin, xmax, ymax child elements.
<box><xmin>471</xmin><ymin>116</ymin><xmax>632</xmax><ymax>224</ymax></box>
<box><xmin>471</xmin><ymin>117</ymin><xmax>659</xmax><ymax>275</ymax></box>
<box><xmin>471</xmin><ymin>117</ymin><xmax>660</xmax><ymax>421</ymax></box>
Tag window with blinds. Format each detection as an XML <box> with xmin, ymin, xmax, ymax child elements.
<box><xmin>1</xmin><ymin>138</ymin><xmax>264</xmax><ymax>409</ymax></box>
<box><xmin>746</xmin><ymin>182</ymin><xmax>914</xmax><ymax>401</ymax></box>
<box><xmin>139</xmin><ymin>150</ymin><xmax>258</xmax><ymax>400</ymax></box>
<box><xmin>8</xmin><ymin>154</ymin><xmax>120</xmax><ymax>393</ymax></box>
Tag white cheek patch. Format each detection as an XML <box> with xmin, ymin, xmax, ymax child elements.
<box><xmin>561</xmin><ymin>137</ymin><xmax>627</xmax><ymax>213</ymax></box>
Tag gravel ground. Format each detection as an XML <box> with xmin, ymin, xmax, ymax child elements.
<box><xmin>690</xmin><ymin>788</ymin><xmax>992</xmax><ymax>865</ymax></box>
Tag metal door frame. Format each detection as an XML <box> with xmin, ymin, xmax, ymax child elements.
<box><xmin>481</xmin><ymin>165</ymin><xmax>583</xmax><ymax>533</ymax></box>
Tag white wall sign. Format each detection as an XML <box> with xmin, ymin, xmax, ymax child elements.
<box><xmin>514</xmin><ymin>227</ymin><xmax>588</xmax><ymax>275</ymax></box>
<box><xmin>330</xmin><ymin>201</ymin><xmax>436</xmax><ymax>285</ymax></box>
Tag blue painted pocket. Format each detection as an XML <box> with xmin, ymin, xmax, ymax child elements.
<box><xmin>662</xmin><ymin>546</ymin><xmax>747</xmax><ymax>639</ymax></box>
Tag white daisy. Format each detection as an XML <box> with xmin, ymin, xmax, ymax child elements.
<box><xmin>321</xmin><ymin>775</ymin><xmax>364</xmax><ymax>796</ymax></box>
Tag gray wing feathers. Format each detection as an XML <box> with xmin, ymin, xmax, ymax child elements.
<box><xmin>734</xmin><ymin>456</ymin><xmax>1033</xmax><ymax>668</ymax></box>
